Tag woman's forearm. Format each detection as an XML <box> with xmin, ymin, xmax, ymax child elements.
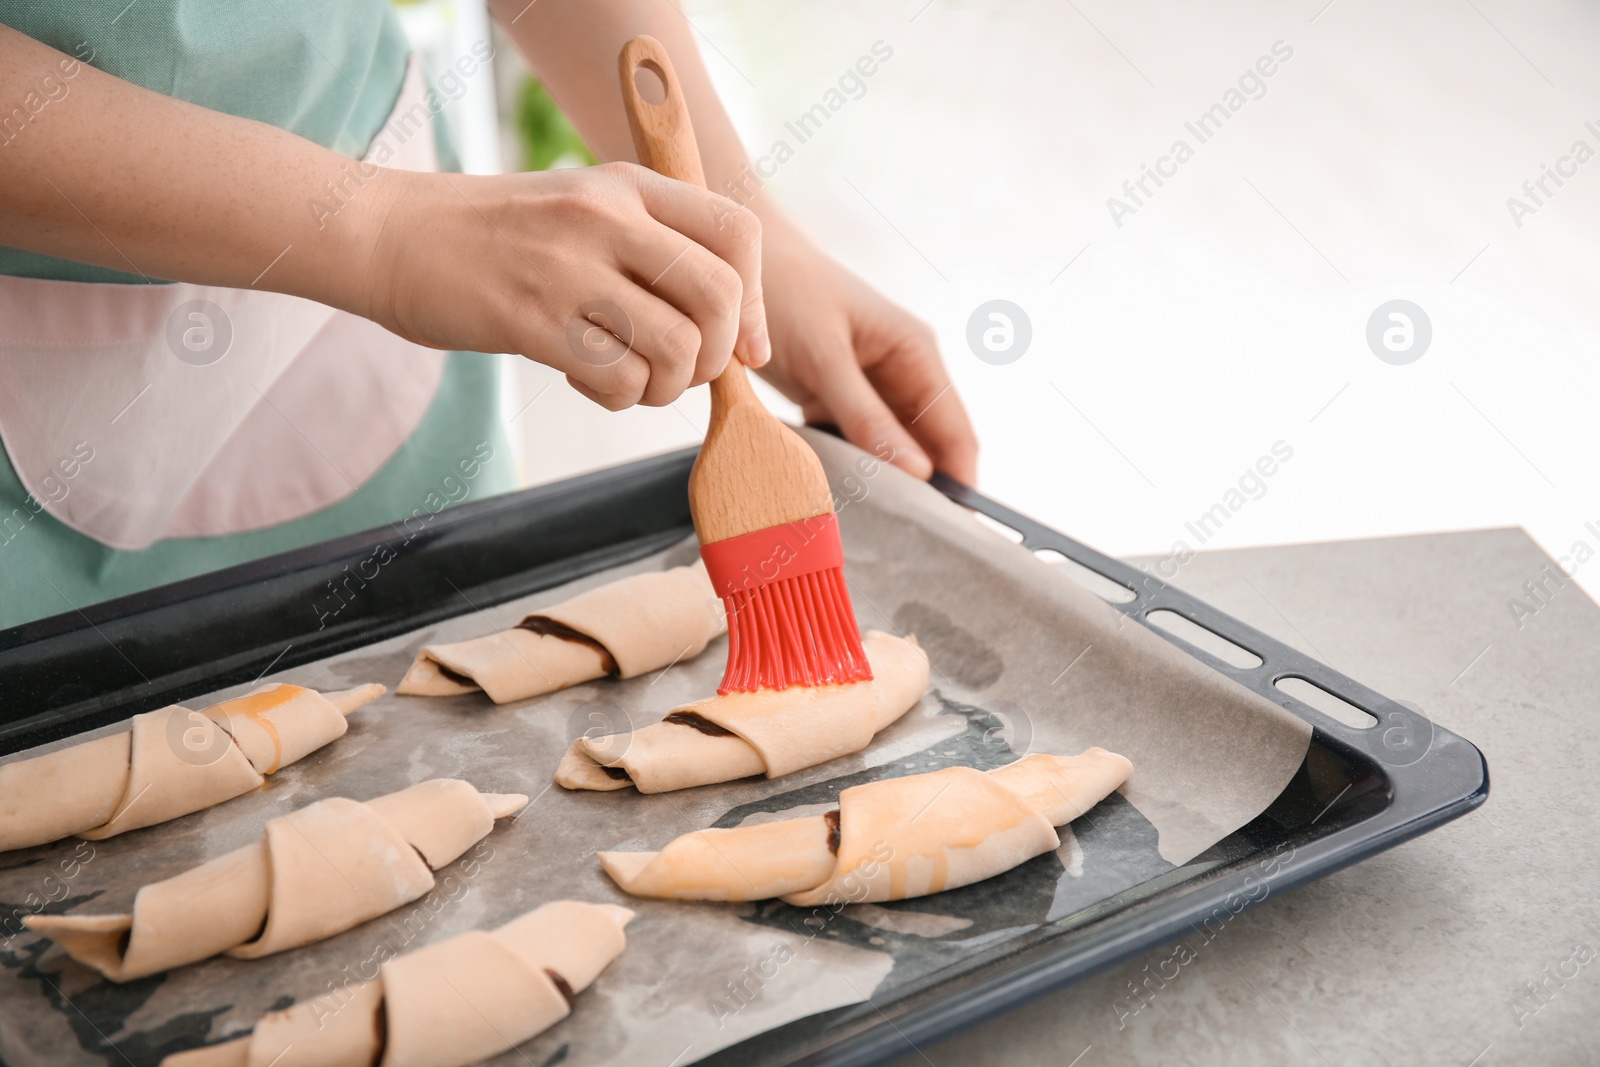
<box><xmin>493</xmin><ymin>0</ymin><xmax>788</xmax><ymax>229</ymax></box>
<box><xmin>0</xmin><ymin>22</ymin><xmax>770</xmax><ymax>410</ymax></box>
<box><xmin>0</xmin><ymin>24</ymin><xmax>384</xmax><ymax>312</ymax></box>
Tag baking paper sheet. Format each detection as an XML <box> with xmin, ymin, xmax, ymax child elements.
<box><xmin>0</xmin><ymin>430</ymin><xmax>1312</xmax><ymax>1066</ymax></box>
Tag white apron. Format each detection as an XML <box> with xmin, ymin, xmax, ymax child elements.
<box><xmin>0</xmin><ymin>57</ymin><xmax>448</xmax><ymax>551</ymax></box>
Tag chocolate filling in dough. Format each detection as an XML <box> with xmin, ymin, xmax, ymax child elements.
<box><xmin>520</xmin><ymin>617</ymin><xmax>619</xmax><ymax>675</ymax></box>
<box><xmin>662</xmin><ymin>711</ymin><xmax>737</xmax><ymax>737</ymax></box>
<box><xmin>545</xmin><ymin>969</ymin><xmax>577</xmax><ymax>1009</ymax></box>
<box><xmin>434</xmin><ymin>662</ymin><xmax>479</xmax><ymax>688</ymax></box>
<box><xmin>398</xmin><ymin>563</ymin><xmax>724</xmax><ymax>704</ymax></box>
<box><xmin>600</xmin><ymin>764</ymin><xmax>633</xmax><ymax>783</ymax></box>
<box><xmin>824</xmin><ymin>809</ymin><xmax>841</xmax><ymax>855</ymax></box>
<box><xmin>372</xmin><ymin>1001</ymin><xmax>389</xmax><ymax>1065</ymax></box>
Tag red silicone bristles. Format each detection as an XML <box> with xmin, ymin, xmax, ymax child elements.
<box><xmin>717</xmin><ymin>566</ymin><xmax>872</xmax><ymax>694</ymax></box>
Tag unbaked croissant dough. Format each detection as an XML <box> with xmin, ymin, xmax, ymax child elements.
<box><xmin>0</xmin><ymin>683</ymin><xmax>383</xmax><ymax>853</ymax></box>
<box><xmin>555</xmin><ymin>631</ymin><xmax>929</xmax><ymax>794</ymax></box>
<box><xmin>397</xmin><ymin>562</ymin><xmax>724</xmax><ymax>703</ymax></box>
<box><xmin>600</xmin><ymin>749</ymin><xmax>1132</xmax><ymax>904</ymax></box>
<box><xmin>25</xmin><ymin>779</ymin><xmax>526</xmax><ymax>981</ymax></box>
<box><xmin>159</xmin><ymin>900</ymin><xmax>633</xmax><ymax>1067</ymax></box>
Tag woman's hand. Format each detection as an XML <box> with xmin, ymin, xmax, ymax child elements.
<box><xmin>755</xmin><ymin>219</ymin><xmax>979</xmax><ymax>484</ymax></box>
<box><xmin>0</xmin><ymin>27</ymin><xmax>765</xmax><ymax>417</ymax></box>
<box><xmin>362</xmin><ymin>162</ymin><xmax>770</xmax><ymax>411</ymax></box>
<box><xmin>491</xmin><ymin>6</ymin><xmax>979</xmax><ymax>482</ymax></box>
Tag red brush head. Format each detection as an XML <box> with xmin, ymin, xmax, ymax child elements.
<box><xmin>699</xmin><ymin>513</ymin><xmax>874</xmax><ymax>694</ymax></box>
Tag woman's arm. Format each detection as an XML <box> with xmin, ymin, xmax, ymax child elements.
<box><xmin>0</xmin><ymin>24</ymin><xmax>379</xmax><ymax>311</ymax></box>
<box><xmin>497</xmin><ymin>2</ymin><xmax>980</xmax><ymax>481</ymax></box>
<box><xmin>485</xmin><ymin>2</ymin><xmax>763</xmax><ymax>219</ymax></box>
<box><xmin>0</xmin><ymin>23</ymin><xmax>765</xmax><ymax>409</ymax></box>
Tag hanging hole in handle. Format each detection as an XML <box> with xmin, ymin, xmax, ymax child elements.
<box><xmin>633</xmin><ymin>61</ymin><xmax>668</xmax><ymax>105</ymax></box>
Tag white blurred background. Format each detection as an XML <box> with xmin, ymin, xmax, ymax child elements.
<box><xmin>399</xmin><ymin>0</ymin><xmax>1600</xmax><ymax>605</ymax></box>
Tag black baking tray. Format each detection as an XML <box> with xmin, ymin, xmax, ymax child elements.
<box><xmin>0</xmin><ymin>446</ymin><xmax>1488</xmax><ymax>1067</ymax></box>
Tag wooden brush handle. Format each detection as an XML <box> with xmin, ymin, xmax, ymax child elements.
<box><xmin>618</xmin><ymin>35</ymin><xmax>707</xmax><ymax>187</ymax></box>
<box><xmin>618</xmin><ymin>35</ymin><xmax>756</xmax><ymax>416</ymax></box>
<box><xmin>618</xmin><ymin>35</ymin><xmax>834</xmax><ymax>540</ymax></box>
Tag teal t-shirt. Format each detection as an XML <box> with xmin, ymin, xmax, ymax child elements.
<box><xmin>0</xmin><ymin>1</ymin><xmax>513</xmax><ymax>630</ymax></box>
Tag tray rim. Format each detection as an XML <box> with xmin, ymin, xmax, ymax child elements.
<box><xmin>0</xmin><ymin>446</ymin><xmax>1489</xmax><ymax>1067</ymax></box>
<box><xmin>0</xmin><ymin>449</ymin><xmax>701</xmax><ymax>750</ymax></box>
<box><xmin>774</xmin><ymin>472</ymin><xmax>1490</xmax><ymax>1066</ymax></box>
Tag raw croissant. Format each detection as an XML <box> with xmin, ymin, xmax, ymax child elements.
<box><xmin>25</xmin><ymin>779</ymin><xmax>525</xmax><ymax>981</ymax></box>
<box><xmin>601</xmin><ymin>750</ymin><xmax>1132</xmax><ymax>905</ymax></box>
<box><xmin>160</xmin><ymin>900</ymin><xmax>633</xmax><ymax>1067</ymax></box>
<box><xmin>0</xmin><ymin>683</ymin><xmax>383</xmax><ymax>853</ymax></box>
<box><xmin>556</xmin><ymin>631</ymin><xmax>929</xmax><ymax>793</ymax></box>
<box><xmin>398</xmin><ymin>563</ymin><xmax>724</xmax><ymax>703</ymax></box>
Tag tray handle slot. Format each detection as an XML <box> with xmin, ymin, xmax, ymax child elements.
<box><xmin>1144</xmin><ymin>608</ymin><xmax>1263</xmax><ymax>670</ymax></box>
<box><xmin>1032</xmin><ymin>548</ymin><xmax>1138</xmax><ymax>604</ymax></box>
<box><xmin>929</xmin><ymin>470</ymin><xmax>1429</xmax><ymax>761</ymax></box>
<box><xmin>971</xmin><ymin>511</ymin><xmax>1026</xmax><ymax>544</ymax></box>
<box><xmin>1274</xmin><ymin>675</ymin><xmax>1379</xmax><ymax>730</ymax></box>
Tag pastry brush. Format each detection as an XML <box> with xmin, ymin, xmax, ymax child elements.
<box><xmin>618</xmin><ymin>35</ymin><xmax>872</xmax><ymax>693</ymax></box>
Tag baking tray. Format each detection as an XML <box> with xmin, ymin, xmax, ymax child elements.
<box><xmin>0</xmin><ymin>446</ymin><xmax>1488</xmax><ymax>1067</ymax></box>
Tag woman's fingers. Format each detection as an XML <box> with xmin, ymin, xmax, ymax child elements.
<box><xmin>370</xmin><ymin>166</ymin><xmax>768</xmax><ymax>413</ymax></box>
<box><xmin>793</xmin><ymin>332</ymin><xmax>935</xmax><ymax>480</ymax></box>
<box><xmin>550</xmin><ymin>165</ymin><xmax>765</xmax><ymax>407</ymax></box>
<box><xmin>622</xmin><ymin>165</ymin><xmax>770</xmax><ymax>369</ymax></box>
<box><xmin>561</xmin><ymin>285</ymin><xmax>702</xmax><ymax>407</ymax></box>
<box><xmin>863</xmin><ymin>326</ymin><xmax>979</xmax><ymax>485</ymax></box>
<box><xmin>558</xmin><ymin>327</ymin><xmax>652</xmax><ymax>410</ymax></box>
<box><xmin>612</xmin><ymin>222</ymin><xmax>740</xmax><ymax>389</ymax></box>
<box><xmin>565</xmin><ymin>372</ymin><xmax>637</xmax><ymax>413</ymax></box>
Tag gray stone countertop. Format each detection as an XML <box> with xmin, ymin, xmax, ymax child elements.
<box><xmin>892</xmin><ymin>527</ymin><xmax>1600</xmax><ymax>1067</ymax></box>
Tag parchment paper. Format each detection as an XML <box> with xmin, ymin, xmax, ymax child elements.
<box><xmin>0</xmin><ymin>430</ymin><xmax>1311</xmax><ymax>1067</ymax></box>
